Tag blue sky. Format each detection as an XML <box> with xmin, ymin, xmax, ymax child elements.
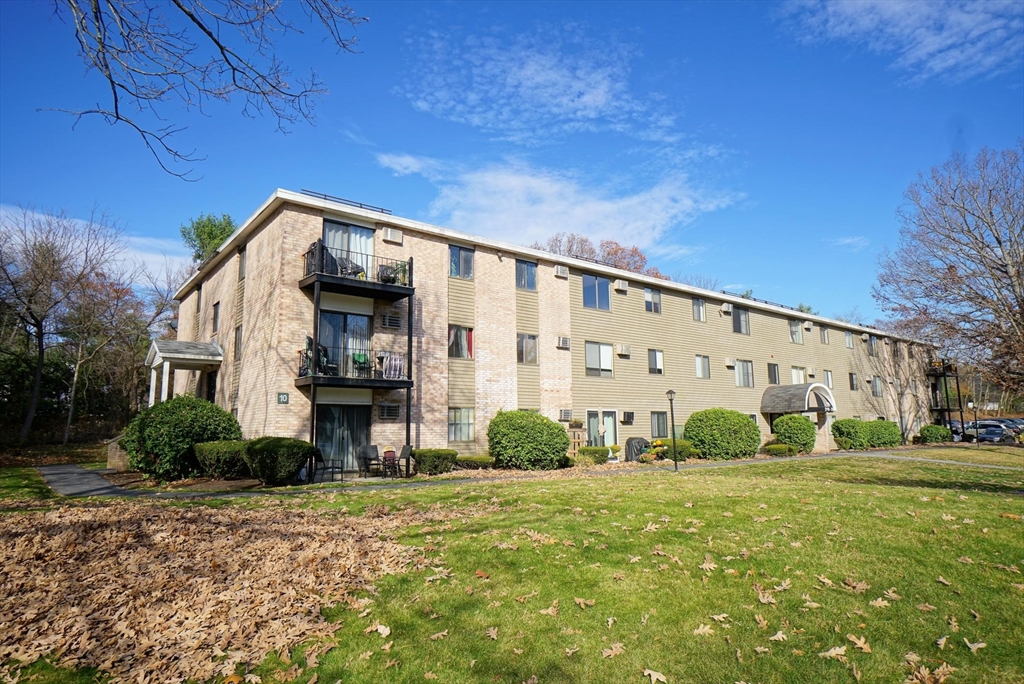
<box><xmin>1</xmin><ymin>0</ymin><xmax>1021</xmax><ymax>320</ymax></box>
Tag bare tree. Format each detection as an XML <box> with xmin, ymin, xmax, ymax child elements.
<box><xmin>531</xmin><ymin>233</ymin><xmax>668</xmax><ymax>278</ymax></box>
<box><xmin>0</xmin><ymin>208</ymin><xmax>126</xmax><ymax>439</ymax></box>
<box><xmin>874</xmin><ymin>143</ymin><xmax>1024</xmax><ymax>393</ymax></box>
<box><xmin>675</xmin><ymin>274</ymin><xmax>720</xmax><ymax>291</ymax></box>
<box><xmin>531</xmin><ymin>232</ymin><xmax>598</xmax><ymax>261</ymax></box>
<box><xmin>51</xmin><ymin>0</ymin><xmax>366</xmax><ymax>178</ymax></box>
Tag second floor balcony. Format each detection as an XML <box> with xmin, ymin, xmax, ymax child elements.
<box><xmin>300</xmin><ymin>239</ymin><xmax>413</xmax><ymax>301</ymax></box>
<box><xmin>295</xmin><ymin>344</ymin><xmax>413</xmax><ymax>390</ymax></box>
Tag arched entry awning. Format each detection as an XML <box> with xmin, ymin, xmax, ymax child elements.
<box><xmin>760</xmin><ymin>383</ymin><xmax>836</xmax><ymax>414</ymax></box>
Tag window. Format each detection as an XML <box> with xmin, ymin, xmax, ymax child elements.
<box><xmin>238</xmin><ymin>246</ymin><xmax>246</xmax><ymax>281</ymax></box>
<box><xmin>868</xmin><ymin>335</ymin><xmax>879</xmax><ymax>357</ymax></box>
<box><xmin>791</xmin><ymin>366</ymin><xmax>806</xmax><ymax>384</ymax></box>
<box><xmin>872</xmin><ymin>375</ymin><xmax>884</xmax><ymax>397</ymax></box>
<box><xmin>448</xmin><ymin>407</ymin><xmax>475</xmax><ymax>442</ymax></box>
<box><xmin>516</xmin><ymin>260</ymin><xmax>537</xmax><ymax>290</ymax></box>
<box><xmin>733</xmin><ymin>306</ymin><xmax>750</xmax><ymax>335</ymax></box>
<box><xmin>378</xmin><ymin>404</ymin><xmax>400</xmax><ymax>419</ymax></box>
<box><xmin>767</xmin><ymin>363</ymin><xmax>780</xmax><ymax>385</ymax></box>
<box><xmin>448</xmin><ymin>325</ymin><xmax>473</xmax><ymax>358</ymax></box>
<box><xmin>820</xmin><ymin>326</ymin><xmax>829</xmax><ymax>344</ymax></box>
<box><xmin>212</xmin><ymin>302</ymin><xmax>220</xmax><ymax>334</ymax></box>
<box><xmin>908</xmin><ymin>344</ymin><xmax>915</xmax><ymax>359</ymax></box>
<box><xmin>749</xmin><ymin>414</ymin><xmax>758</xmax><ymax>424</ymax></box>
<box><xmin>582</xmin><ymin>274</ymin><xmax>611</xmax><ymax>310</ymax></box>
<box><xmin>735</xmin><ymin>359</ymin><xmax>754</xmax><ymax>387</ymax></box>
<box><xmin>645</xmin><ymin>288</ymin><xmax>662</xmax><ymax>314</ymax></box>
<box><xmin>845</xmin><ymin>331</ymin><xmax>854</xmax><ymax>348</ymax></box>
<box><xmin>849</xmin><ymin>373</ymin><xmax>859</xmax><ymax>391</ymax></box>
<box><xmin>585</xmin><ymin>341</ymin><xmax>613</xmax><ymax>377</ymax></box>
<box><xmin>517</xmin><ymin>333</ymin><xmax>538</xmax><ymax>364</ymax></box>
<box><xmin>648</xmin><ymin>349</ymin><xmax>664</xmax><ymax>375</ymax></box>
<box><xmin>695</xmin><ymin>355</ymin><xmax>711</xmax><ymax>379</ymax></box>
<box><xmin>449</xmin><ymin>245</ymin><xmax>474</xmax><ymax>279</ymax></box>
<box><xmin>651</xmin><ymin>412</ymin><xmax>668</xmax><ymax>439</ymax></box>
<box><xmin>234</xmin><ymin>325</ymin><xmax>242</xmax><ymax>357</ymax></box>
<box><xmin>206</xmin><ymin>370</ymin><xmax>218</xmax><ymax>403</ymax></box>
<box><xmin>824</xmin><ymin>369</ymin><xmax>833</xmax><ymax>389</ymax></box>
<box><xmin>692</xmin><ymin>298</ymin><xmax>706</xmax><ymax>322</ymax></box>
<box><xmin>789</xmin><ymin>320</ymin><xmax>803</xmax><ymax>344</ymax></box>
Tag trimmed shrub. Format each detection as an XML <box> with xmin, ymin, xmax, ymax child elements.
<box><xmin>195</xmin><ymin>440</ymin><xmax>250</xmax><ymax>479</ymax></box>
<box><xmin>639</xmin><ymin>451</ymin><xmax>657</xmax><ymax>464</ymax></box>
<box><xmin>488</xmin><ymin>410</ymin><xmax>571</xmax><ymax>470</ymax></box>
<box><xmin>455</xmin><ymin>455</ymin><xmax>494</xmax><ymax>470</ymax></box>
<box><xmin>832</xmin><ymin>418</ymin><xmax>868</xmax><ymax>450</ymax></box>
<box><xmin>919</xmin><ymin>425</ymin><xmax>953</xmax><ymax>443</ymax></box>
<box><xmin>765</xmin><ymin>443</ymin><xmax>796</xmax><ymax>457</ymax></box>
<box><xmin>413</xmin><ymin>449</ymin><xmax>458</xmax><ymax>475</ymax></box>
<box><xmin>835</xmin><ymin>437</ymin><xmax>853</xmax><ymax>450</ymax></box>
<box><xmin>609</xmin><ymin>444</ymin><xmax>622</xmax><ymax>457</ymax></box>
<box><xmin>864</xmin><ymin>419</ymin><xmax>902</xmax><ymax>448</ymax></box>
<box><xmin>578</xmin><ymin>446</ymin><xmax>610</xmax><ymax>465</ymax></box>
<box><xmin>124</xmin><ymin>396</ymin><xmax>241</xmax><ymax>481</ymax></box>
<box><xmin>772</xmin><ymin>414</ymin><xmax>817</xmax><ymax>454</ymax></box>
<box><xmin>243</xmin><ymin>436</ymin><xmax>316</xmax><ymax>486</ymax></box>
<box><xmin>655</xmin><ymin>439</ymin><xmax>694</xmax><ymax>461</ymax></box>
<box><xmin>683</xmin><ymin>408</ymin><xmax>761</xmax><ymax>461</ymax></box>
<box><xmin>569</xmin><ymin>453</ymin><xmax>595</xmax><ymax>467</ymax></box>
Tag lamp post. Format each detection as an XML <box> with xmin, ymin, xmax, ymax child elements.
<box><xmin>667</xmin><ymin>389</ymin><xmax>678</xmax><ymax>472</ymax></box>
<box><xmin>967</xmin><ymin>401</ymin><xmax>978</xmax><ymax>447</ymax></box>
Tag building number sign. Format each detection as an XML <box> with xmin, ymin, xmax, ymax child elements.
<box><xmin>277</xmin><ymin>393</ymin><xmax>289</xmax><ymax>405</ymax></box>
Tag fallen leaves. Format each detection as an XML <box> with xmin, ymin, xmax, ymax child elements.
<box><xmin>574</xmin><ymin>597</ymin><xmax>596</xmax><ymax>610</ymax></box>
<box><xmin>602</xmin><ymin>642</ymin><xmax>626</xmax><ymax>658</ymax></box>
<box><xmin>769</xmin><ymin>630</ymin><xmax>787</xmax><ymax>642</ymax></box>
<box><xmin>643</xmin><ymin>669</ymin><xmax>668</xmax><ymax>683</ymax></box>
<box><xmin>693</xmin><ymin>624</ymin><xmax>714</xmax><ymax>636</ymax></box>
<box><xmin>818</xmin><ymin>645</ymin><xmax>849</xmax><ymax>664</ymax></box>
<box><xmin>936</xmin><ymin>576</ymin><xmax>951</xmax><ymax>586</ymax></box>
<box><xmin>904</xmin><ymin>663</ymin><xmax>957</xmax><ymax>684</ymax></box>
<box><xmin>429</xmin><ymin>630</ymin><xmax>449</xmax><ymax>641</ymax></box>
<box><xmin>869</xmin><ymin>598</ymin><xmax>890</xmax><ymax>608</ymax></box>
<box><xmin>565</xmin><ymin>645</ymin><xmax>579</xmax><ymax>657</ymax></box>
<box><xmin>539</xmin><ymin>600</ymin><xmax>560</xmax><ymax>616</ymax></box>
<box><xmin>847</xmin><ymin>634</ymin><xmax>871</xmax><ymax>653</ymax></box>
<box><xmin>918</xmin><ymin>603</ymin><xmax>938</xmax><ymax>612</ymax></box>
<box><xmin>963</xmin><ymin>638</ymin><xmax>986</xmax><ymax>654</ymax></box>
<box><xmin>486</xmin><ymin>627</ymin><xmax>498</xmax><ymax>640</ymax></box>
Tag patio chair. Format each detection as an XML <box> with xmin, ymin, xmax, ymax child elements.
<box><xmin>399</xmin><ymin>445</ymin><xmax>412</xmax><ymax>477</ymax></box>
<box><xmin>316</xmin><ymin>344</ymin><xmax>338</xmax><ymax>376</ymax></box>
<box><xmin>352</xmin><ymin>352</ymin><xmax>372</xmax><ymax>377</ymax></box>
<box><xmin>358</xmin><ymin>445</ymin><xmax>381</xmax><ymax>477</ymax></box>
<box><xmin>382</xmin><ymin>445</ymin><xmax>400</xmax><ymax>479</ymax></box>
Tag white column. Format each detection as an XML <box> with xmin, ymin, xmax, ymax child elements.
<box><xmin>148</xmin><ymin>366</ymin><xmax>157</xmax><ymax>407</ymax></box>
<box><xmin>160</xmin><ymin>361</ymin><xmax>170</xmax><ymax>402</ymax></box>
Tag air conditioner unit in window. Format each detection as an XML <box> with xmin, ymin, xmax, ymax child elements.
<box><xmin>613</xmin><ymin>278</ymin><xmax>629</xmax><ymax>292</ymax></box>
<box><xmin>621</xmin><ymin>411</ymin><xmax>635</xmax><ymax>424</ymax></box>
<box><xmin>722</xmin><ymin>302</ymin><xmax>733</xmax><ymax>313</ymax></box>
<box><xmin>725</xmin><ymin>357</ymin><xmax>736</xmax><ymax>367</ymax></box>
<box><xmin>554</xmin><ymin>265</ymin><xmax>569</xmax><ymax>278</ymax></box>
<box><xmin>559</xmin><ymin>408</ymin><xmax>573</xmax><ymax>422</ymax></box>
<box><xmin>381</xmin><ymin>227</ymin><xmax>403</xmax><ymax>244</ymax></box>
<box><xmin>614</xmin><ymin>344</ymin><xmax>631</xmax><ymax>357</ymax></box>
<box><xmin>556</xmin><ymin>336</ymin><xmax>571</xmax><ymax>350</ymax></box>
<box><xmin>861</xmin><ymin>333</ymin><xmax>870</xmax><ymax>342</ymax></box>
<box><xmin>803</xmin><ymin>321</ymin><xmax>813</xmax><ymax>331</ymax></box>
<box><xmin>808</xmin><ymin>367</ymin><xmax>816</xmax><ymax>377</ymax></box>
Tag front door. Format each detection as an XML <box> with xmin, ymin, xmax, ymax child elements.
<box><xmin>602</xmin><ymin>411</ymin><xmax>617</xmax><ymax>447</ymax></box>
<box><xmin>587</xmin><ymin>410</ymin><xmax>601</xmax><ymax>446</ymax></box>
<box><xmin>315</xmin><ymin>404</ymin><xmax>371</xmax><ymax>472</ymax></box>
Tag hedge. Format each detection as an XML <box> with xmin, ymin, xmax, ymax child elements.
<box><xmin>578</xmin><ymin>446</ymin><xmax>610</xmax><ymax>465</ymax></box>
<box><xmin>413</xmin><ymin>449</ymin><xmax>458</xmax><ymax>475</ymax></box>
<box><xmin>195</xmin><ymin>440</ymin><xmax>250</xmax><ymax>479</ymax></box>
<box><xmin>919</xmin><ymin>424</ymin><xmax>953</xmax><ymax>443</ymax></box>
<box><xmin>488</xmin><ymin>410</ymin><xmax>571</xmax><ymax>470</ymax></box>
<box><xmin>124</xmin><ymin>396</ymin><xmax>242</xmax><ymax>481</ymax></box>
<box><xmin>455</xmin><ymin>455</ymin><xmax>494</xmax><ymax>470</ymax></box>
<box><xmin>684</xmin><ymin>408</ymin><xmax>761</xmax><ymax>461</ymax></box>
<box><xmin>772</xmin><ymin>414</ymin><xmax>817</xmax><ymax>453</ymax></box>
<box><xmin>243</xmin><ymin>436</ymin><xmax>316</xmax><ymax>486</ymax></box>
<box><xmin>831</xmin><ymin>418</ymin><xmax>868</xmax><ymax>450</ymax></box>
<box><xmin>652</xmin><ymin>439</ymin><xmax>696</xmax><ymax>461</ymax></box>
<box><xmin>764</xmin><ymin>443</ymin><xmax>796</xmax><ymax>457</ymax></box>
<box><xmin>835</xmin><ymin>437</ymin><xmax>853</xmax><ymax>450</ymax></box>
<box><xmin>864</xmin><ymin>419</ymin><xmax>902</xmax><ymax>448</ymax></box>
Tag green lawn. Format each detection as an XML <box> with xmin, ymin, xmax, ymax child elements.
<box><xmin>0</xmin><ymin>467</ymin><xmax>55</xmax><ymax>505</ymax></box>
<box><xmin>3</xmin><ymin>454</ymin><xmax>1023</xmax><ymax>683</ymax></box>
<box><xmin>906</xmin><ymin>445</ymin><xmax>1024</xmax><ymax>469</ymax></box>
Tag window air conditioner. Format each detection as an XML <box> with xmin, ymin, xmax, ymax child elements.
<box><xmin>613</xmin><ymin>278</ymin><xmax>629</xmax><ymax>292</ymax></box>
<box><xmin>621</xmin><ymin>411</ymin><xmax>635</xmax><ymax>424</ymax></box>
<box><xmin>556</xmin><ymin>336</ymin><xmax>571</xmax><ymax>350</ymax></box>
<box><xmin>725</xmin><ymin>357</ymin><xmax>736</xmax><ymax>367</ymax></box>
<box><xmin>808</xmin><ymin>367</ymin><xmax>816</xmax><ymax>377</ymax></box>
<box><xmin>381</xmin><ymin>227</ymin><xmax>403</xmax><ymax>244</ymax></box>
<box><xmin>615</xmin><ymin>344</ymin><xmax>631</xmax><ymax>357</ymax></box>
<box><xmin>722</xmin><ymin>302</ymin><xmax>733</xmax><ymax>313</ymax></box>
<box><xmin>554</xmin><ymin>265</ymin><xmax>569</xmax><ymax>278</ymax></box>
<box><xmin>803</xmin><ymin>321</ymin><xmax>813</xmax><ymax>331</ymax></box>
<box><xmin>559</xmin><ymin>409</ymin><xmax>573</xmax><ymax>422</ymax></box>
<box><xmin>861</xmin><ymin>333</ymin><xmax>870</xmax><ymax>342</ymax></box>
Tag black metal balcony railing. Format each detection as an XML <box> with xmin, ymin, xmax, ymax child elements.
<box><xmin>298</xmin><ymin>345</ymin><xmax>409</xmax><ymax>381</ymax></box>
<box><xmin>302</xmin><ymin>240</ymin><xmax>411</xmax><ymax>287</ymax></box>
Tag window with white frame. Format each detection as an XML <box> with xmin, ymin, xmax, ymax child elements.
<box><xmin>449</xmin><ymin>245</ymin><xmax>474</xmax><ymax>279</ymax></box>
<box><xmin>849</xmin><ymin>372</ymin><xmax>859</xmax><ymax>390</ymax></box>
<box><xmin>820</xmin><ymin>326</ymin><xmax>829</xmax><ymax>344</ymax></box>
<box><xmin>585</xmin><ymin>341</ymin><xmax>613</xmax><ymax>377</ymax></box>
<box><xmin>789</xmin><ymin>320</ymin><xmax>803</xmax><ymax>344</ymax></box>
<box><xmin>645</xmin><ymin>288</ymin><xmax>661</xmax><ymax>314</ymax></box>
<box><xmin>735</xmin><ymin>359</ymin><xmax>754</xmax><ymax>387</ymax></box>
<box><xmin>767</xmin><ymin>363</ymin><xmax>780</xmax><ymax>385</ymax></box>
<box><xmin>448</xmin><ymin>325</ymin><xmax>473</xmax><ymax>358</ymax></box>
<box><xmin>234</xmin><ymin>325</ymin><xmax>242</xmax><ymax>357</ymax></box>
<box><xmin>648</xmin><ymin>349</ymin><xmax>664</xmax><ymax>375</ymax></box>
<box><xmin>733</xmin><ymin>307</ymin><xmax>750</xmax><ymax>335</ymax></box>
<box><xmin>868</xmin><ymin>335</ymin><xmax>879</xmax><ymax>357</ymax></box>
<box><xmin>695</xmin><ymin>354</ymin><xmax>711</xmax><ymax>379</ymax></box>
<box><xmin>872</xmin><ymin>375</ymin><xmax>884</xmax><ymax>397</ymax></box>
<box><xmin>448</xmin><ymin>407</ymin><xmax>475</xmax><ymax>442</ymax></box>
<box><xmin>517</xmin><ymin>333</ymin><xmax>538</xmax><ymax>364</ymax></box>
<box><xmin>824</xmin><ymin>369</ymin><xmax>833</xmax><ymax>389</ymax></box>
<box><xmin>845</xmin><ymin>331</ymin><xmax>854</xmax><ymax>348</ymax></box>
<box><xmin>692</xmin><ymin>298</ymin><xmax>706</xmax><ymax>322</ymax></box>
<box><xmin>651</xmin><ymin>412</ymin><xmax>668</xmax><ymax>439</ymax></box>
<box><xmin>791</xmin><ymin>366</ymin><xmax>806</xmax><ymax>383</ymax></box>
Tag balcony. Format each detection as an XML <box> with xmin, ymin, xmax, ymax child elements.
<box><xmin>299</xmin><ymin>239</ymin><xmax>413</xmax><ymax>301</ymax></box>
<box><xmin>295</xmin><ymin>344</ymin><xmax>413</xmax><ymax>390</ymax></box>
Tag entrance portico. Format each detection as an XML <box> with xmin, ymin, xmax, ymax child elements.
<box><xmin>145</xmin><ymin>340</ymin><xmax>223</xmax><ymax>406</ymax></box>
<box><xmin>760</xmin><ymin>383</ymin><xmax>837</xmax><ymax>452</ymax></box>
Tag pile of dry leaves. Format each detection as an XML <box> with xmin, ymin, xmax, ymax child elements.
<box><xmin>0</xmin><ymin>500</ymin><xmax>459</xmax><ymax>682</ymax></box>
<box><xmin>436</xmin><ymin>460</ymin><xmax>654</xmax><ymax>481</ymax></box>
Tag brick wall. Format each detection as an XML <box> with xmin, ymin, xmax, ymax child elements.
<box><xmin>472</xmin><ymin>247</ymin><xmax>518</xmax><ymax>453</ymax></box>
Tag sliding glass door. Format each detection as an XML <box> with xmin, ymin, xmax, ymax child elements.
<box><xmin>324</xmin><ymin>220</ymin><xmax>374</xmax><ymax>274</ymax></box>
<box><xmin>315</xmin><ymin>404</ymin><xmax>371</xmax><ymax>473</ymax></box>
<box><xmin>318</xmin><ymin>311</ymin><xmax>372</xmax><ymax>377</ymax></box>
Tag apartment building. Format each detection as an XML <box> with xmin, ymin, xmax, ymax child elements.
<box><xmin>150</xmin><ymin>188</ymin><xmax>936</xmax><ymax>470</ymax></box>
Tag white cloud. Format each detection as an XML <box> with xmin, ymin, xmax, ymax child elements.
<box><xmin>377</xmin><ymin>155</ymin><xmax>735</xmax><ymax>259</ymax></box>
<box><xmin>376</xmin><ymin>153</ymin><xmax>446</xmax><ymax>181</ymax></box>
<box><xmin>782</xmin><ymin>0</ymin><xmax>1024</xmax><ymax>82</ymax></box>
<box><xmin>826</xmin><ymin>235</ymin><xmax>869</xmax><ymax>251</ymax></box>
<box><xmin>398</xmin><ymin>25</ymin><xmax>677</xmax><ymax>143</ymax></box>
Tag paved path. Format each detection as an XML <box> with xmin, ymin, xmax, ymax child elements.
<box><xmin>36</xmin><ymin>450</ymin><xmax>1022</xmax><ymax>500</ymax></box>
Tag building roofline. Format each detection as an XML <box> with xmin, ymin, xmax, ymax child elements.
<box><xmin>173</xmin><ymin>188</ymin><xmax>925</xmax><ymax>345</ymax></box>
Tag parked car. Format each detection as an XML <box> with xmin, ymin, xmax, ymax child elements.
<box><xmin>976</xmin><ymin>426</ymin><xmax>1016</xmax><ymax>444</ymax></box>
<box><xmin>962</xmin><ymin>421</ymin><xmax>1015</xmax><ymax>442</ymax></box>
<box><xmin>990</xmin><ymin>418</ymin><xmax>1022</xmax><ymax>435</ymax></box>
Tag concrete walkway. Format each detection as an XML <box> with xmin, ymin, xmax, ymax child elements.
<box><xmin>36</xmin><ymin>450</ymin><xmax>1023</xmax><ymax>501</ymax></box>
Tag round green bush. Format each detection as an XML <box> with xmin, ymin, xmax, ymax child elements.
<box><xmin>243</xmin><ymin>436</ymin><xmax>316</xmax><ymax>485</ymax></box>
<box><xmin>488</xmin><ymin>410</ymin><xmax>571</xmax><ymax>470</ymax></box>
<box><xmin>413</xmin><ymin>449</ymin><xmax>458</xmax><ymax>475</ymax></box>
<box><xmin>919</xmin><ymin>424</ymin><xmax>953</xmax><ymax>443</ymax></box>
<box><xmin>771</xmin><ymin>414</ymin><xmax>817</xmax><ymax>453</ymax></box>
<box><xmin>195</xmin><ymin>440</ymin><xmax>250</xmax><ymax>479</ymax></box>
<box><xmin>683</xmin><ymin>408</ymin><xmax>761</xmax><ymax>461</ymax></box>
<box><xmin>863</xmin><ymin>419</ymin><xmax>902</xmax><ymax>448</ymax></box>
<box><xmin>831</xmin><ymin>418</ymin><xmax>868</xmax><ymax>450</ymax></box>
<box><xmin>124</xmin><ymin>396</ymin><xmax>241</xmax><ymax>480</ymax></box>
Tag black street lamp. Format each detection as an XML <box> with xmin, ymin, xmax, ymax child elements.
<box><xmin>667</xmin><ymin>389</ymin><xmax>678</xmax><ymax>472</ymax></box>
